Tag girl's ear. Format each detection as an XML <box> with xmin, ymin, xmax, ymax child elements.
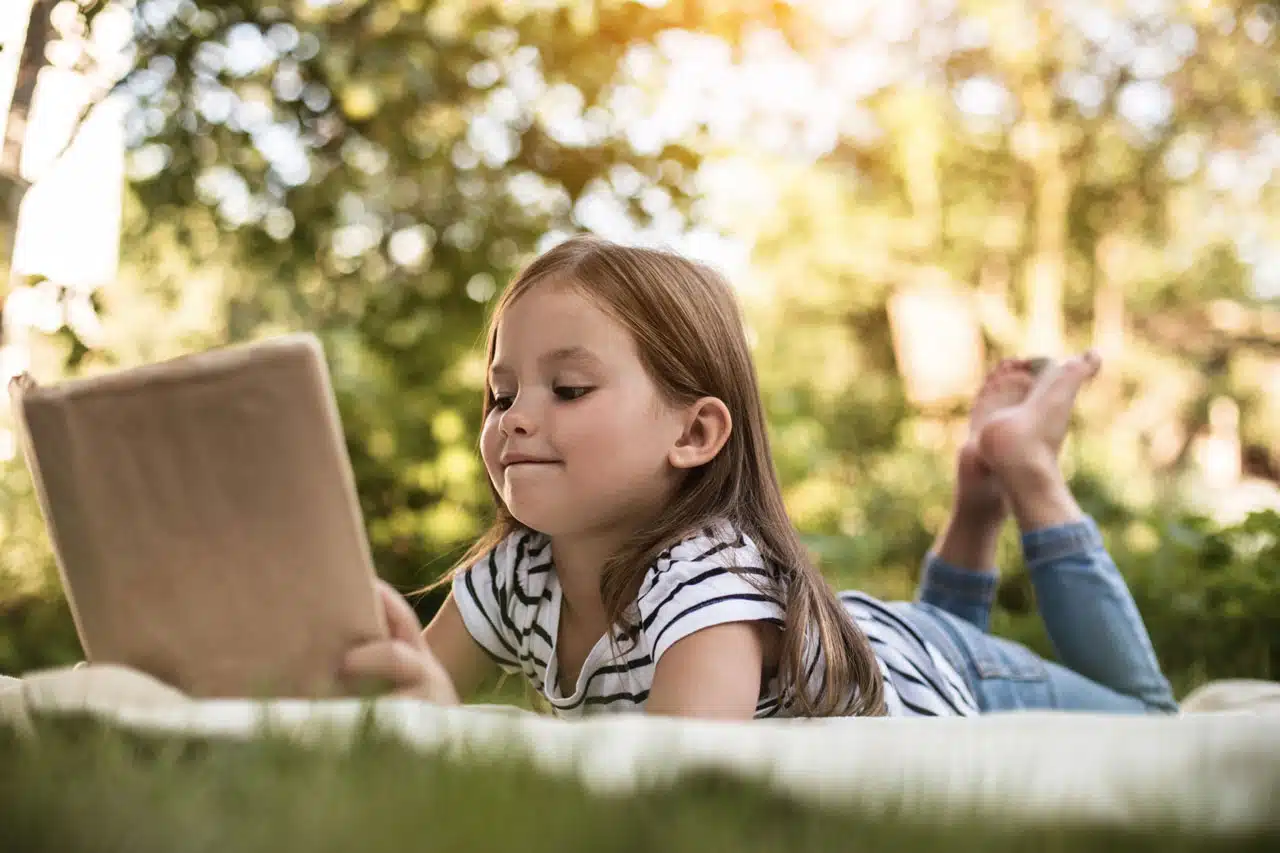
<box><xmin>668</xmin><ymin>397</ymin><xmax>732</xmax><ymax>469</ymax></box>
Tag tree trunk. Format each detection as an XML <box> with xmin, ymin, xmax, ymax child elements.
<box><xmin>1023</xmin><ymin>162</ymin><xmax>1067</xmax><ymax>356</ymax></box>
<box><xmin>1019</xmin><ymin>10</ymin><xmax>1069</xmax><ymax>358</ymax></box>
<box><xmin>1093</xmin><ymin>239</ymin><xmax>1125</xmax><ymax>348</ymax></box>
<box><xmin>1</xmin><ymin>0</ymin><xmax>57</xmax><ymax>292</ymax></box>
<box><xmin>975</xmin><ymin>254</ymin><xmax>1022</xmax><ymax>351</ymax></box>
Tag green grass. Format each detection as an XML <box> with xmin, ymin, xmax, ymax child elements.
<box><xmin>2</xmin><ymin>716</ymin><xmax>1275</xmax><ymax>853</ymax></box>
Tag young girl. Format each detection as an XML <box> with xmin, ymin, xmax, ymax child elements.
<box><xmin>341</xmin><ymin>236</ymin><xmax>1178</xmax><ymax>719</ymax></box>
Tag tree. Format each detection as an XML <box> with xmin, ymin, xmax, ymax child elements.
<box><xmin>720</xmin><ymin>0</ymin><xmax>1280</xmax><ymax>574</ymax></box>
<box><xmin>1</xmin><ymin>0</ymin><xmax>58</xmax><ymax>299</ymax></box>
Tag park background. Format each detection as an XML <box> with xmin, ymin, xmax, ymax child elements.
<box><xmin>1</xmin><ymin>0</ymin><xmax>1277</xmax><ymax>702</ymax></box>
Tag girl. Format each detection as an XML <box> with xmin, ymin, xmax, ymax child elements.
<box><xmin>342</xmin><ymin>236</ymin><xmax>1178</xmax><ymax>719</ymax></box>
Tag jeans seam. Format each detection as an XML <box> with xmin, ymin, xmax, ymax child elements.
<box><xmin>918</xmin><ymin>556</ymin><xmax>998</xmax><ymax>607</ymax></box>
<box><xmin>1022</xmin><ymin>518</ymin><xmax>1106</xmax><ymax>567</ymax></box>
<box><xmin>921</xmin><ymin>607</ymin><xmax>989</xmax><ymax>711</ymax></box>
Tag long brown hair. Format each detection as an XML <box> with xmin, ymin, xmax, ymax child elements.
<box><xmin>448</xmin><ymin>235</ymin><xmax>884</xmax><ymax>717</ymax></box>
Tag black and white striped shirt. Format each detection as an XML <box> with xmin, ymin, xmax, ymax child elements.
<box><xmin>452</xmin><ymin>521</ymin><xmax>978</xmax><ymax>718</ymax></box>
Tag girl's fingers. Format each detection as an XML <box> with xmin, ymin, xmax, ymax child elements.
<box><xmin>342</xmin><ymin>639</ymin><xmax>427</xmax><ymax>692</ymax></box>
<box><xmin>342</xmin><ymin>581</ymin><xmax>459</xmax><ymax>702</ymax></box>
<box><xmin>376</xmin><ymin>580</ymin><xmax>427</xmax><ymax>648</ymax></box>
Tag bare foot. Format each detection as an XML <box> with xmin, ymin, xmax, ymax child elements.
<box><xmin>954</xmin><ymin>359</ymin><xmax>1041</xmax><ymax>521</ymax></box>
<box><xmin>977</xmin><ymin>351</ymin><xmax>1102</xmax><ymax>530</ymax></box>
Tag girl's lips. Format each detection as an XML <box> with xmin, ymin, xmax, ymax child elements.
<box><xmin>500</xmin><ymin>451</ymin><xmax>559</xmax><ymax>465</ymax></box>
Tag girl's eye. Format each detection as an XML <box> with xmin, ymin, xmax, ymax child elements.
<box><xmin>554</xmin><ymin>386</ymin><xmax>592</xmax><ymax>402</ymax></box>
<box><xmin>491</xmin><ymin>393</ymin><xmax>515</xmax><ymax>411</ymax></box>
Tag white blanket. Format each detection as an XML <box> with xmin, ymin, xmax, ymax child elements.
<box><xmin>3</xmin><ymin>666</ymin><xmax>1279</xmax><ymax>837</ymax></box>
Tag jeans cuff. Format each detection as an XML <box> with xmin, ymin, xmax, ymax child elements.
<box><xmin>1021</xmin><ymin>516</ymin><xmax>1105</xmax><ymax>568</ymax></box>
<box><xmin>918</xmin><ymin>553</ymin><xmax>999</xmax><ymax>609</ymax></box>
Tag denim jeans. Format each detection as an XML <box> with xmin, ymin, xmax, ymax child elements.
<box><xmin>892</xmin><ymin>516</ymin><xmax>1179</xmax><ymax>714</ymax></box>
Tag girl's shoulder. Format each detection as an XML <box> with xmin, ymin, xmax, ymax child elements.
<box><xmin>639</xmin><ymin>518</ymin><xmax>773</xmax><ymax>598</ymax></box>
<box><xmin>633</xmin><ymin>518</ymin><xmax>785</xmax><ymax>661</ymax></box>
<box><xmin>665</xmin><ymin>518</ymin><xmax>765</xmax><ymax>565</ymax></box>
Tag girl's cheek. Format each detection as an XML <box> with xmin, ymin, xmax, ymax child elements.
<box><xmin>556</xmin><ymin>399</ymin><xmax>605</xmax><ymax>446</ymax></box>
<box><xmin>480</xmin><ymin>415</ymin><xmax>502</xmax><ymax>467</ymax></box>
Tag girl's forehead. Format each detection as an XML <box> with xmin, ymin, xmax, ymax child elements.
<box><xmin>491</xmin><ymin>278</ymin><xmax>634</xmax><ymax>365</ymax></box>
<box><xmin>503</xmin><ymin>277</ymin><xmax>601</xmax><ymax>319</ymax></box>
<box><xmin>497</xmin><ymin>280</ymin><xmax>619</xmax><ymax>339</ymax></box>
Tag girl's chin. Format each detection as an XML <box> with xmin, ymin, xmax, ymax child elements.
<box><xmin>502</xmin><ymin>495</ymin><xmax>563</xmax><ymax>533</ymax></box>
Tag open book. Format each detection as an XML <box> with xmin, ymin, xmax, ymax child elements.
<box><xmin>8</xmin><ymin>334</ymin><xmax>387</xmax><ymax>698</ymax></box>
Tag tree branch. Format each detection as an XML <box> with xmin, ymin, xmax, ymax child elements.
<box><xmin>1131</xmin><ymin>299</ymin><xmax>1280</xmax><ymax>356</ymax></box>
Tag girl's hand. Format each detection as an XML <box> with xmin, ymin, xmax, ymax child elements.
<box><xmin>341</xmin><ymin>580</ymin><xmax>460</xmax><ymax>705</ymax></box>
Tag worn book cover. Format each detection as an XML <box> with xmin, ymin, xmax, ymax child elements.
<box><xmin>9</xmin><ymin>334</ymin><xmax>387</xmax><ymax>698</ymax></box>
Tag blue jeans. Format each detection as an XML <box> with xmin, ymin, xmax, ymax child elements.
<box><xmin>893</xmin><ymin>517</ymin><xmax>1179</xmax><ymax>714</ymax></box>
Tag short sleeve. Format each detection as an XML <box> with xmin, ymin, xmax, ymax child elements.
<box><xmin>637</xmin><ymin>527</ymin><xmax>785</xmax><ymax>663</ymax></box>
<box><xmin>451</xmin><ymin>537</ymin><xmax>525</xmax><ymax>673</ymax></box>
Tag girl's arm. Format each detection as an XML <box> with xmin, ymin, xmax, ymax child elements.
<box><xmin>646</xmin><ymin>622</ymin><xmax>774</xmax><ymax>720</ymax></box>
<box><xmin>422</xmin><ymin>591</ymin><xmax>497</xmax><ymax>700</ymax></box>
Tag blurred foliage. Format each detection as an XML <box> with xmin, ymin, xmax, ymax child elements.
<box><xmin>1123</xmin><ymin>508</ymin><xmax>1280</xmax><ymax>693</ymax></box>
<box><xmin>730</xmin><ymin>0</ymin><xmax>1280</xmax><ymax>563</ymax></box>
<box><xmin>1</xmin><ymin>0</ymin><xmax>1279</xmax><ymax>701</ymax></box>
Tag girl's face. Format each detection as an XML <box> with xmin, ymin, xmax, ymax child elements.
<box><xmin>481</xmin><ymin>279</ymin><xmax>687</xmax><ymax>538</ymax></box>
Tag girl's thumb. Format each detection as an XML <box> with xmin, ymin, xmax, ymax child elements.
<box><xmin>376</xmin><ymin>581</ymin><xmax>427</xmax><ymax>648</ymax></box>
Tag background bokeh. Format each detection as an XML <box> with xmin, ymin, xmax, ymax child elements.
<box><xmin>1</xmin><ymin>0</ymin><xmax>1277</xmax><ymax>699</ymax></box>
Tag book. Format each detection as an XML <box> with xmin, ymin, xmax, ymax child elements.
<box><xmin>9</xmin><ymin>334</ymin><xmax>388</xmax><ymax>698</ymax></box>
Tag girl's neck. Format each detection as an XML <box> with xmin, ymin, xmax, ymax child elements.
<box><xmin>548</xmin><ymin>489</ymin><xmax>678</xmax><ymax>625</ymax></box>
<box><xmin>550</xmin><ymin>526</ymin><xmax>634</xmax><ymax>625</ymax></box>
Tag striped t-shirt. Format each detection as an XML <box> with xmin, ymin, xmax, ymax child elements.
<box><xmin>452</xmin><ymin>520</ymin><xmax>978</xmax><ymax>718</ymax></box>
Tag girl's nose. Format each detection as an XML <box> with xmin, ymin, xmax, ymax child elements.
<box><xmin>499</xmin><ymin>398</ymin><xmax>536</xmax><ymax>436</ymax></box>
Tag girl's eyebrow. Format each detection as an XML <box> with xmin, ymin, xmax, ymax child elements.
<box><xmin>490</xmin><ymin>346</ymin><xmax>599</xmax><ymax>378</ymax></box>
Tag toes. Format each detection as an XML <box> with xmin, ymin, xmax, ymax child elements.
<box><xmin>1021</xmin><ymin>356</ymin><xmax>1054</xmax><ymax>377</ymax></box>
<box><xmin>993</xmin><ymin>372</ymin><xmax>1032</xmax><ymax>395</ymax></box>
<box><xmin>997</xmin><ymin>362</ymin><xmax>1037</xmax><ymax>388</ymax></box>
<box><xmin>1009</xmin><ymin>372</ymin><xmax>1036</xmax><ymax>396</ymax></box>
<box><xmin>1031</xmin><ymin>350</ymin><xmax>1100</xmax><ymax>406</ymax></box>
<box><xmin>1057</xmin><ymin>350</ymin><xmax>1102</xmax><ymax>383</ymax></box>
<box><xmin>981</xmin><ymin>363</ymin><xmax>1006</xmax><ymax>389</ymax></box>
